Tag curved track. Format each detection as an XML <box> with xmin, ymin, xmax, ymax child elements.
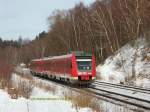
<box><xmin>93</xmin><ymin>80</ymin><xmax>150</xmax><ymax>94</ymax></box>
<box><xmin>15</xmin><ymin>68</ymin><xmax>150</xmax><ymax>111</ymax></box>
<box><xmin>33</xmin><ymin>73</ymin><xmax>150</xmax><ymax>111</ymax></box>
<box><xmin>88</xmin><ymin>80</ymin><xmax>150</xmax><ymax>110</ymax></box>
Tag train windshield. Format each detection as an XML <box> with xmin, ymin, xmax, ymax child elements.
<box><xmin>76</xmin><ymin>59</ymin><xmax>92</xmax><ymax>71</ymax></box>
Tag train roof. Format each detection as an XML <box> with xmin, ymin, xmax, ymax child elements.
<box><xmin>71</xmin><ymin>51</ymin><xmax>92</xmax><ymax>56</ymax></box>
<box><xmin>31</xmin><ymin>54</ymin><xmax>72</xmax><ymax>62</ymax></box>
<box><xmin>31</xmin><ymin>51</ymin><xmax>92</xmax><ymax>62</ymax></box>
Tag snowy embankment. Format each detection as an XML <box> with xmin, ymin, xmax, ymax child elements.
<box><xmin>0</xmin><ymin>73</ymin><xmax>92</xmax><ymax>112</ymax></box>
<box><xmin>97</xmin><ymin>38</ymin><xmax>150</xmax><ymax>87</ymax></box>
<box><xmin>0</xmin><ymin>88</ymin><xmax>92</xmax><ymax>112</ymax></box>
<box><xmin>0</xmin><ymin>73</ymin><xmax>138</xmax><ymax>112</ymax></box>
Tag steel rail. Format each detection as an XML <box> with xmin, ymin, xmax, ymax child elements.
<box><xmin>33</xmin><ymin>75</ymin><xmax>150</xmax><ymax>111</ymax></box>
<box><xmin>95</xmin><ymin>80</ymin><xmax>150</xmax><ymax>92</ymax></box>
<box><xmin>27</xmin><ymin>72</ymin><xmax>150</xmax><ymax>111</ymax></box>
<box><xmin>93</xmin><ymin>81</ymin><xmax>150</xmax><ymax>94</ymax></box>
<box><xmin>34</xmin><ymin>74</ymin><xmax>150</xmax><ymax>110</ymax></box>
<box><xmin>88</xmin><ymin>84</ymin><xmax>150</xmax><ymax>110</ymax></box>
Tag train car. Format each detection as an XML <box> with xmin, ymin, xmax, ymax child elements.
<box><xmin>29</xmin><ymin>51</ymin><xmax>96</xmax><ymax>84</ymax></box>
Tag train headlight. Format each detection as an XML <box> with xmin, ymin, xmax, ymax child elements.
<box><xmin>78</xmin><ymin>72</ymin><xmax>82</xmax><ymax>75</ymax></box>
<box><xmin>78</xmin><ymin>72</ymin><xmax>86</xmax><ymax>75</ymax></box>
<box><xmin>83</xmin><ymin>72</ymin><xmax>86</xmax><ymax>75</ymax></box>
<box><xmin>88</xmin><ymin>73</ymin><xmax>92</xmax><ymax>75</ymax></box>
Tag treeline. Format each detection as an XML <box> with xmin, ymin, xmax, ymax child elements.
<box><xmin>0</xmin><ymin>38</ymin><xmax>20</xmax><ymax>48</ymax></box>
<box><xmin>1</xmin><ymin>0</ymin><xmax>150</xmax><ymax>68</ymax></box>
<box><xmin>21</xmin><ymin>0</ymin><xmax>150</xmax><ymax>63</ymax></box>
<box><xmin>0</xmin><ymin>38</ymin><xmax>18</xmax><ymax>84</ymax></box>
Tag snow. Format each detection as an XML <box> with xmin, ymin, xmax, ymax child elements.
<box><xmin>0</xmin><ymin>89</ymin><xmax>27</xmax><ymax>112</ymax></box>
<box><xmin>0</xmin><ymin>86</ymin><xmax>93</xmax><ymax>112</ymax></box>
<box><xmin>97</xmin><ymin>38</ymin><xmax>150</xmax><ymax>86</ymax></box>
<box><xmin>135</xmin><ymin>78</ymin><xmax>150</xmax><ymax>88</ymax></box>
<box><xmin>0</xmin><ymin>73</ymin><xmax>94</xmax><ymax>112</ymax></box>
<box><xmin>0</xmin><ymin>72</ymin><xmax>142</xmax><ymax>112</ymax></box>
<box><xmin>15</xmin><ymin>66</ymin><xmax>30</xmax><ymax>75</ymax></box>
<box><xmin>29</xmin><ymin>88</ymin><xmax>75</xmax><ymax>112</ymax></box>
<box><xmin>20</xmin><ymin>63</ymin><xmax>26</xmax><ymax>67</ymax></box>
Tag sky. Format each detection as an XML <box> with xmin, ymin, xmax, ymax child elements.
<box><xmin>0</xmin><ymin>0</ymin><xmax>95</xmax><ymax>40</ymax></box>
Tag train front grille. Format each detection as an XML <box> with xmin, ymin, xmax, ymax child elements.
<box><xmin>78</xmin><ymin>76</ymin><xmax>92</xmax><ymax>81</ymax></box>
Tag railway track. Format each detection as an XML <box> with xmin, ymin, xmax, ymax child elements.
<box><xmin>88</xmin><ymin>80</ymin><xmax>150</xmax><ymax>110</ymax></box>
<box><xmin>15</xmin><ymin>68</ymin><xmax>150</xmax><ymax>111</ymax></box>
<box><xmin>94</xmin><ymin>80</ymin><xmax>150</xmax><ymax>94</ymax></box>
<box><xmin>33</xmin><ymin>74</ymin><xmax>150</xmax><ymax>111</ymax></box>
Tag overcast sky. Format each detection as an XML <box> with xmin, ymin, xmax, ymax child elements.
<box><xmin>0</xmin><ymin>0</ymin><xmax>95</xmax><ymax>40</ymax></box>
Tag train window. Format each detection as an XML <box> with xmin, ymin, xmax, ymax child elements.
<box><xmin>70</xmin><ymin>64</ymin><xmax>72</xmax><ymax>68</ymax></box>
<box><xmin>76</xmin><ymin>61</ymin><xmax>91</xmax><ymax>71</ymax></box>
<box><xmin>76</xmin><ymin>56</ymin><xmax>91</xmax><ymax>59</ymax></box>
<box><xmin>76</xmin><ymin>56</ymin><xmax>92</xmax><ymax>71</ymax></box>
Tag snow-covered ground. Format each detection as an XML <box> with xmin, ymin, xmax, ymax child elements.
<box><xmin>0</xmin><ymin>88</ymin><xmax>94</xmax><ymax>112</ymax></box>
<box><xmin>12</xmin><ymin>73</ymin><xmax>95</xmax><ymax>112</ymax></box>
<box><xmin>97</xmin><ymin>38</ymin><xmax>150</xmax><ymax>87</ymax></box>
<box><xmin>0</xmin><ymin>72</ymin><xmax>139</xmax><ymax>112</ymax></box>
<box><xmin>0</xmin><ymin>73</ymin><xmax>94</xmax><ymax>112</ymax></box>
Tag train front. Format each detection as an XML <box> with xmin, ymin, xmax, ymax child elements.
<box><xmin>71</xmin><ymin>51</ymin><xmax>96</xmax><ymax>85</ymax></box>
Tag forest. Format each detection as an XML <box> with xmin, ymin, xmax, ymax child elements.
<box><xmin>0</xmin><ymin>0</ymin><xmax>150</xmax><ymax>84</ymax></box>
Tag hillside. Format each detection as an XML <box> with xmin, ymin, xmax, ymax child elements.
<box><xmin>97</xmin><ymin>37</ymin><xmax>150</xmax><ymax>88</ymax></box>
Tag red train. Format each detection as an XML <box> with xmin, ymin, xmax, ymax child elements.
<box><xmin>29</xmin><ymin>51</ymin><xmax>96</xmax><ymax>84</ymax></box>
